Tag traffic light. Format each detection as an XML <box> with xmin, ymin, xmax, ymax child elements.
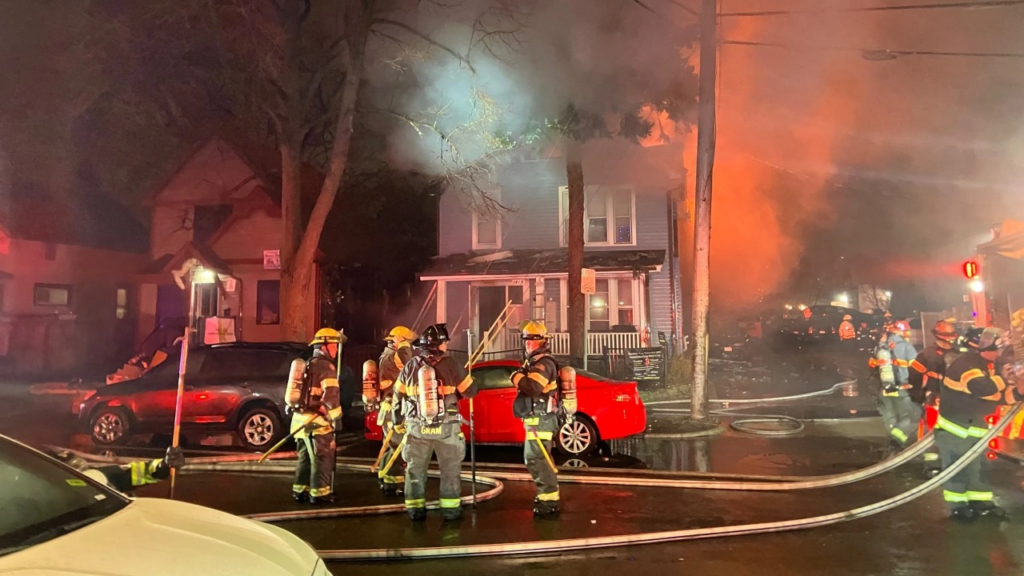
<box><xmin>964</xmin><ymin>260</ymin><xmax>979</xmax><ymax>279</ymax></box>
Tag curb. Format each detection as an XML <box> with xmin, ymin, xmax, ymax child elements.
<box><xmin>643</xmin><ymin>424</ymin><xmax>727</xmax><ymax>439</ymax></box>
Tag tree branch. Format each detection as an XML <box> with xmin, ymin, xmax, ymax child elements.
<box><xmin>371</xmin><ymin>17</ymin><xmax>476</xmax><ymax>73</ymax></box>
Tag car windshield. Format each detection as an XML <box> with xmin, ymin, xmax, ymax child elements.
<box><xmin>0</xmin><ymin>437</ymin><xmax>129</xmax><ymax>557</ymax></box>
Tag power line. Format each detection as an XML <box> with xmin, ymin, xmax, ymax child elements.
<box><xmin>719</xmin><ymin>0</ymin><xmax>1024</xmax><ymax>18</ymax></box>
<box><xmin>721</xmin><ymin>39</ymin><xmax>1024</xmax><ymax>58</ymax></box>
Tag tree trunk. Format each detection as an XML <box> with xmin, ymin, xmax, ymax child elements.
<box><xmin>690</xmin><ymin>0</ymin><xmax>718</xmax><ymax>419</ymax></box>
<box><xmin>279</xmin><ymin>4</ymin><xmax>372</xmax><ymax>342</ymax></box>
<box><xmin>566</xmin><ymin>138</ymin><xmax>586</xmax><ymax>363</ymax></box>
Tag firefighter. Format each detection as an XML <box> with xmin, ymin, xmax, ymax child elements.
<box><xmin>50</xmin><ymin>447</ymin><xmax>185</xmax><ymax>493</ymax></box>
<box><xmin>877</xmin><ymin>320</ymin><xmax>920</xmax><ymax>447</ymax></box>
<box><xmin>511</xmin><ymin>320</ymin><xmax>563</xmax><ymax>517</ymax></box>
<box><xmin>838</xmin><ymin>314</ymin><xmax>857</xmax><ymax>341</ymax></box>
<box><xmin>286</xmin><ymin>328</ymin><xmax>344</xmax><ymax>505</ymax></box>
<box><xmin>391</xmin><ymin>323</ymin><xmax>477</xmax><ymax>522</ymax></box>
<box><xmin>376</xmin><ymin>325</ymin><xmax>417</xmax><ymax>496</ymax></box>
<box><xmin>909</xmin><ymin>319</ymin><xmax>959</xmax><ymax>476</ymax></box>
<box><xmin>936</xmin><ymin>327</ymin><xmax>1024</xmax><ymax>521</ymax></box>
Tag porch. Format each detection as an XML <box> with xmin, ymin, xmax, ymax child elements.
<box><xmin>484</xmin><ymin>329</ymin><xmax>644</xmax><ymax>356</ymax></box>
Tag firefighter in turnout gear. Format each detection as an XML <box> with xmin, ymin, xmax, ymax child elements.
<box><xmin>937</xmin><ymin>327</ymin><xmax>1024</xmax><ymax>521</ymax></box>
<box><xmin>376</xmin><ymin>325</ymin><xmax>417</xmax><ymax>496</ymax></box>
<box><xmin>909</xmin><ymin>319</ymin><xmax>960</xmax><ymax>475</ymax></box>
<box><xmin>391</xmin><ymin>324</ymin><xmax>477</xmax><ymax>522</ymax></box>
<box><xmin>877</xmin><ymin>320</ymin><xmax>920</xmax><ymax>447</ymax></box>
<box><xmin>286</xmin><ymin>328</ymin><xmax>344</xmax><ymax>505</ymax></box>
<box><xmin>511</xmin><ymin>320</ymin><xmax>563</xmax><ymax>517</ymax></box>
<box><xmin>50</xmin><ymin>447</ymin><xmax>185</xmax><ymax>493</ymax></box>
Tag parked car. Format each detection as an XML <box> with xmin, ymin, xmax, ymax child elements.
<box><xmin>79</xmin><ymin>342</ymin><xmax>308</xmax><ymax>450</ymax></box>
<box><xmin>364</xmin><ymin>359</ymin><xmax>647</xmax><ymax>456</ymax></box>
<box><xmin>0</xmin><ymin>434</ymin><xmax>330</xmax><ymax>575</ymax></box>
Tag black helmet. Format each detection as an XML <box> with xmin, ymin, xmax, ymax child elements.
<box><xmin>965</xmin><ymin>327</ymin><xmax>1008</xmax><ymax>352</ymax></box>
<box><xmin>416</xmin><ymin>324</ymin><xmax>450</xmax><ymax>350</ymax></box>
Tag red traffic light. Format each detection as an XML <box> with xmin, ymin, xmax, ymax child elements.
<box><xmin>964</xmin><ymin>260</ymin><xmax>979</xmax><ymax>279</ymax></box>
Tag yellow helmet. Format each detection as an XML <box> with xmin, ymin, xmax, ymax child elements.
<box><xmin>310</xmin><ymin>328</ymin><xmax>346</xmax><ymax>346</ymax></box>
<box><xmin>385</xmin><ymin>326</ymin><xmax>417</xmax><ymax>343</ymax></box>
<box><xmin>520</xmin><ymin>320</ymin><xmax>549</xmax><ymax>341</ymax></box>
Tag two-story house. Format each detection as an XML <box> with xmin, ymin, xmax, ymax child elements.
<box><xmin>134</xmin><ymin>137</ymin><xmax>323</xmax><ymax>345</ymax></box>
<box><xmin>420</xmin><ymin>140</ymin><xmax>685</xmax><ymax>357</ymax></box>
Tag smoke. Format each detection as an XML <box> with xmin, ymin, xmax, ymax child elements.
<box><xmin>692</xmin><ymin>0</ymin><xmax>1024</xmax><ymax>313</ymax></box>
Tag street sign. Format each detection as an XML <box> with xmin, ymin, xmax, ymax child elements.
<box><xmin>263</xmin><ymin>250</ymin><xmax>281</xmax><ymax>270</ymax></box>
<box><xmin>581</xmin><ymin>268</ymin><xmax>596</xmax><ymax>295</ymax></box>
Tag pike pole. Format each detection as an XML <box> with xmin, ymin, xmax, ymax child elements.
<box><xmin>169</xmin><ymin>272</ymin><xmax>198</xmax><ymax>499</ymax></box>
<box><xmin>466</xmin><ymin>329</ymin><xmax>477</xmax><ymax>506</ymax></box>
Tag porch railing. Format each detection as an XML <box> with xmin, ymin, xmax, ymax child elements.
<box><xmin>475</xmin><ymin>329</ymin><xmax>643</xmax><ymax>357</ymax></box>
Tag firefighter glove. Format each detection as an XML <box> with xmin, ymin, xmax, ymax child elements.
<box><xmin>164</xmin><ymin>446</ymin><xmax>185</xmax><ymax>470</ymax></box>
<box><xmin>394</xmin><ymin>424</ymin><xmax>407</xmax><ymax>434</ymax></box>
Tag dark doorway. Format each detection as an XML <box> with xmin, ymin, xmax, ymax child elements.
<box><xmin>156</xmin><ymin>284</ymin><xmax>184</xmax><ymax>327</ymax></box>
<box><xmin>478</xmin><ymin>286</ymin><xmax>506</xmax><ymax>338</ymax></box>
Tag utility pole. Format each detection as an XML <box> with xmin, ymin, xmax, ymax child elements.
<box><xmin>690</xmin><ymin>0</ymin><xmax>718</xmax><ymax>420</ymax></box>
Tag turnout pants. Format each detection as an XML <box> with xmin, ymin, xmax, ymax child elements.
<box><xmin>878</xmin><ymin>390</ymin><xmax>921</xmax><ymax>446</ymax></box>
<box><xmin>293</xmin><ymin>433</ymin><xmax>336</xmax><ymax>498</ymax></box>
<box><xmin>378</xmin><ymin>420</ymin><xmax>406</xmax><ymax>487</ymax></box>
<box><xmin>523</xmin><ymin>413</ymin><xmax>560</xmax><ymax>503</ymax></box>
<box><xmin>935</xmin><ymin>428</ymin><xmax>993</xmax><ymax>509</ymax></box>
<box><xmin>403</xmin><ymin>423</ymin><xmax>466</xmax><ymax>513</ymax></box>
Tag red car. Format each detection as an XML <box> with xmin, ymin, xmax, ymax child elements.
<box><xmin>364</xmin><ymin>359</ymin><xmax>647</xmax><ymax>456</ymax></box>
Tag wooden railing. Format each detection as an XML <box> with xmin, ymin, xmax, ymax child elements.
<box><xmin>476</xmin><ymin>330</ymin><xmax>644</xmax><ymax>357</ymax></box>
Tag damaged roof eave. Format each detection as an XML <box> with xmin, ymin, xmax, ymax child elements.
<box><xmin>420</xmin><ymin>265</ymin><xmax>663</xmax><ymax>282</ymax></box>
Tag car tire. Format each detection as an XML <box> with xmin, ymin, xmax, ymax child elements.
<box><xmin>90</xmin><ymin>407</ymin><xmax>131</xmax><ymax>446</ymax></box>
<box><xmin>556</xmin><ymin>415</ymin><xmax>599</xmax><ymax>457</ymax></box>
<box><xmin>238</xmin><ymin>407</ymin><xmax>282</xmax><ymax>451</ymax></box>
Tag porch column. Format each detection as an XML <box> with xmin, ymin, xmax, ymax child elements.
<box><xmin>559</xmin><ymin>277</ymin><xmax>568</xmax><ymax>332</ymax></box>
<box><xmin>534</xmin><ymin>277</ymin><xmax>545</xmax><ymax>323</ymax></box>
<box><xmin>436</xmin><ymin>280</ymin><xmax>447</xmax><ymax>324</ymax></box>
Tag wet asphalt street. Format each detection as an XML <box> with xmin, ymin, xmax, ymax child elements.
<box><xmin>6</xmin><ymin>360</ymin><xmax>1024</xmax><ymax>575</ymax></box>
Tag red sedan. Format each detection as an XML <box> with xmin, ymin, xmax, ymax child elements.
<box><xmin>364</xmin><ymin>359</ymin><xmax>647</xmax><ymax>456</ymax></box>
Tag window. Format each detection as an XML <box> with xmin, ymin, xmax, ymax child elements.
<box><xmin>193</xmin><ymin>204</ymin><xmax>233</xmax><ymax>244</ymax></box>
<box><xmin>257</xmin><ymin>280</ymin><xmax>280</xmax><ymax>325</ymax></box>
<box><xmin>508</xmin><ymin>285</ymin><xmax>524</xmax><ymax>305</ymax></box>
<box><xmin>44</xmin><ymin>243</ymin><xmax>57</xmax><ymax>261</ymax></box>
<box><xmin>590</xmin><ymin>279</ymin><xmax>610</xmax><ymax>332</ymax></box>
<box><xmin>198</xmin><ymin>349</ymin><xmax>291</xmax><ymax>380</ymax></box>
<box><xmin>471</xmin><ymin>366</ymin><xmax>516</xmax><ymax>390</ymax></box>
<box><xmin>617</xmin><ymin>278</ymin><xmax>634</xmax><ymax>326</ymax></box>
<box><xmin>116</xmin><ymin>288</ymin><xmax>128</xmax><ymax>320</ymax></box>
<box><xmin>586</xmin><ymin>277</ymin><xmax>636</xmax><ymax>332</ymax></box>
<box><xmin>33</xmin><ymin>284</ymin><xmax>71</xmax><ymax>307</ymax></box>
<box><xmin>471</xmin><ymin>190</ymin><xmax>502</xmax><ymax>250</ymax></box>
<box><xmin>559</xmin><ymin>186</ymin><xmax>635</xmax><ymax>246</ymax></box>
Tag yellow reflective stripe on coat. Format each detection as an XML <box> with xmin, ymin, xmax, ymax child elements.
<box><xmin>528</xmin><ymin>372</ymin><xmax>551</xmax><ymax>388</ymax></box>
<box><xmin>396</xmin><ymin>380</ymin><xmax>407</xmax><ymax>394</ymax></box>
<box><xmin>936</xmin><ymin>416</ymin><xmax>986</xmax><ymax>439</ymax></box>
<box><xmin>981</xmin><ymin>375</ymin><xmax>1008</xmax><ymax>401</ymax></box>
<box><xmin>380</xmin><ymin>379</ymin><xmax>395</xmax><ymax>391</ymax></box>
<box><xmin>129</xmin><ymin>460</ymin><xmax>160</xmax><ymax>487</ymax></box>
<box><xmin>523</xmin><ymin>417</ymin><xmax>540</xmax><ymax>426</ymax></box>
<box><xmin>527</xmin><ymin>430</ymin><xmax>554</xmax><ymax>441</ymax></box>
<box><xmin>327</xmin><ymin>406</ymin><xmax>342</xmax><ymax>420</ymax></box>
<box><xmin>440</xmin><ymin>386</ymin><xmax>457</xmax><ymax>395</ymax></box>
<box><xmin>322</xmin><ymin>377</ymin><xmax>339</xmax><ymax>389</ymax></box>
<box><xmin>892</xmin><ymin>359</ymin><xmax>911</xmax><ymax>368</ymax></box>
<box><xmin>456</xmin><ymin>375</ymin><xmax>473</xmax><ymax>393</ymax></box>
<box><xmin>910</xmin><ymin>359</ymin><xmax>927</xmax><ymax>373</ymax></box>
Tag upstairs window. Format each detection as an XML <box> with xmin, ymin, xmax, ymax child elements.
<box><xmin>559</xmin><ymin>186</ymin><xmax>635</xmax><ymax>247</ymax></box>
<box><xmin>471</xmin><ymin>189</ymin><xmax>502</xmax><ymax>250</ymax></box>
<box><xmin>34</xmin><ymin>284</ymin><xmax>71</xmax><ymax>307</ymax></box>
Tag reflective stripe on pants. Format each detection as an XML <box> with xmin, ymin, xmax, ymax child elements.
<box><xmin>402</xmin><ymin>425</ymin><xmax>465</xmax><ymax>514</ymax></box>
<box><xmin>878</xmin><ymin>392</ymin><xmax>920</xmax><ymax>446</ymax></box>
<box><xmin>523</xmin><ymin>412</ymin><xmax>559</xmax><ymax>501</ymax></box>
<box><xmin>294</xmin><ymin>434</ymin><xmax>336</xmax><ymax>498</ymax></box>
<box><xmin>936</xmin><ymin>429</ymin><xmax>993</xmax><ymax>510</ymax></box>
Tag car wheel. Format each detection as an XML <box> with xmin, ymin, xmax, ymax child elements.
<box><xmin>238</xmin><ymin>407</ymin><xmax>282</xmax><ymax>451</ymax></box>
<box><xmin>557</xmin><ymin>416</ymin><xmax>599</xmax><ymax>456</ymax></box>
<box><xmin>90</xmin><ymin>407</ymin><xmax>131</xmax><ymax>446</ymax></box>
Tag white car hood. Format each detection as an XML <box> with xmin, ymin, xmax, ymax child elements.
<box><xmin>0</xmin><ymin>498</ymin><xmax>319</xmax><ymax>576</ymax></box>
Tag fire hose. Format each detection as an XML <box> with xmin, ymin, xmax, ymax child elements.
<box><xmin>196</xmin><ymin>403</ymin><xmax>1024</xmax><ymax>561</ymax></box>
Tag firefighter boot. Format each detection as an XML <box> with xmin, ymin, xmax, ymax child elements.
<box><xmin>533</xmin><ymin>498</ymin><xmax>560</xmax><ymax>518</ymax></box>
<box><xmin>971</xmin><ymin>501</ymin><xmax>1009</xmax><ymax>520</ymax></box>
<box><xmin>381</xmin><ymin>483</ymin><xmax>404</xmax><ymax>498</ymax></box>
<box><xmin>310</xmin><ymin>494</ymin><xmax>335</xmax><ymax>505</ymax></box>
<box><xmin>292</xmin><ymin>492</ymin><xmax>310</xmax><ymax>504</ymax></box>
<box><xmin>408</xmin><ymin>508</ymin><xmax>427</xmax><ymax>522</ymax></box>
<box><xmin>441</xmin><ymin>507</ymin><xmax>463</xmax><ymax>522</ymax></box>
<box><xmin>950</xmin><ymin>505</ymin><xmax>976</xmax><ymax>523</ymax></box>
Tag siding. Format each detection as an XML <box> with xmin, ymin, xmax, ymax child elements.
<box><xmin>544</xmin><ymin>278</ymin><xmax>561</xmax><ymax>332</ymax></box>
<box><xmin>444</xmin><ymin>280</ymin><xmax>471</xmax><ymax>350</ymax></box>
<box><xmin>209</xmin><ymin>209</ymin><xmax>281</xmax><ymax>260</ymax></box>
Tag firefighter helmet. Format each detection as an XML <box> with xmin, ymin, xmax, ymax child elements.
<box><xmin>520</xmin><ymin>320</ymin><xmax>549</xmax><ymax>341</ymax></box>
<box><xmin>842</xmin><ymin>314</ymin><xmax>852</xmax><ymax>321</ymax></box>
<box><xmin>385</xmin><ymin>326</ymin><xmax>417</xmax><ymax>344</ymax></box>
<box><xmin>310</xmin><ymin>327</ymin><xmax>345</xmax><ymax>346</ymax></box>
<box><xmin>416</xmin><ymin>324</ymin><xmax>450</xmax><ymax>349</ymax></box>
<box><xmin>966</xmin><ymin>327</ymin><xmax>1008</xmax><ymax>352</ymax></box>
<box><xmin>889</xmin><ymin>320</ymin><xmax>911</xmax><ymax>336</ymax></box>
<box><xmin>932</xmin><ymin>319</ymin><xmax>959</xmax><ymax>343</ymax></box>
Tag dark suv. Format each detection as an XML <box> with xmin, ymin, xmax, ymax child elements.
<box><xmin>79</xmin><ymin>342</ymin><xmax>307</xmax><ymax>450</ymax></box>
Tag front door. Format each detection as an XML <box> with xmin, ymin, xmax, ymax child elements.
<box><xmin>156</xmin><ymin>284</ymin><xmax>185</xmax><ymax>327</ymax></box>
